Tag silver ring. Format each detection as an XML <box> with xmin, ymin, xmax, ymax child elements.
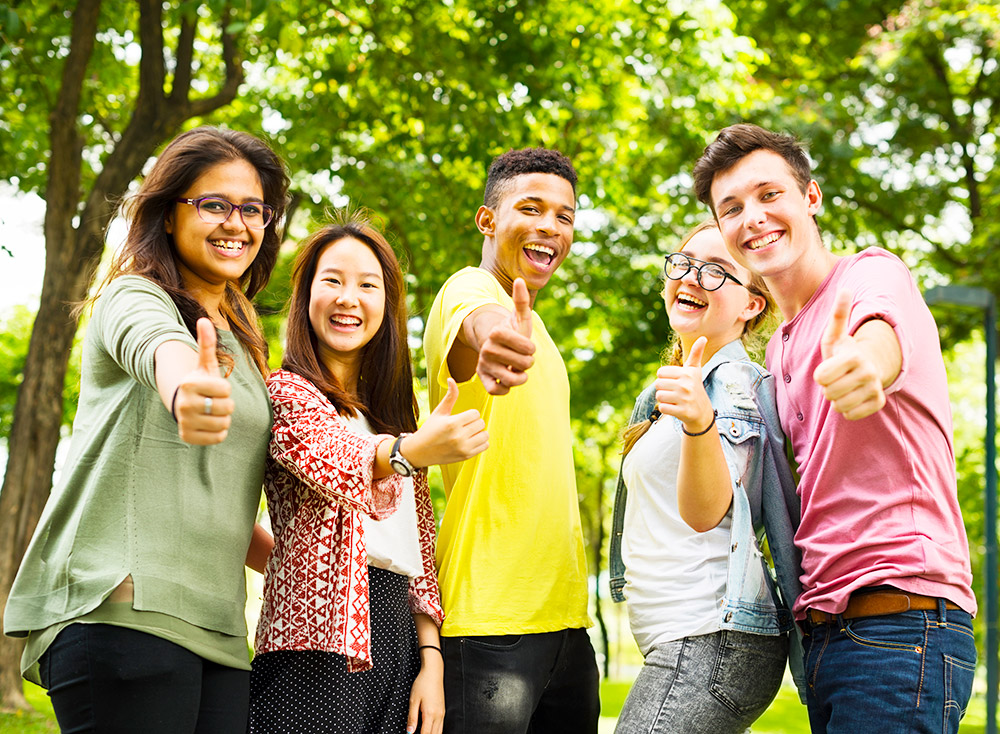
<box><xmin>203</xmin><ymin>397</ymin><xmax>213</xmax><ymax>415</ymax></box>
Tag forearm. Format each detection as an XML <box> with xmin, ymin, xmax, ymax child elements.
<box><xmin>854</xmin><ymin>318</ymin><xmax>903</xmax><ymax>388</ymax></box>
<box><xmin>676</xmin><ymin>432</ymin><xmax>734</xmax><ymax>532</ymax></box>
<box><xmin>153</xmin><ymin>340</ymin><xmax>200</xmax><ymax>413</ymax></box>
<box><xmin>245</xmin><ymin>522</ymin><xmax>274</xmax><ymax>573</ymax></box>
<box><xmin>414</xmin><ymin>612</ymin><xmax>444</xmax><ymax>669</ymax></box>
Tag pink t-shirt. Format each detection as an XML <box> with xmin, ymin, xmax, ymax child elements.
<box><xmin>767</xmin><ymin>248</ymin><xmax>976</xmax><ymax>618</ymax></box>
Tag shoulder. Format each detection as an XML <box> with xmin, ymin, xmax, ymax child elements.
<box><xmin>267</xmin><ymin>369</ymin><xmax>334</xmax><ymax>412</ymax></box>
<box><xmin>839</xmin><ymin>248</ymin><xmax>913</xmax><ymax>287</ymax></box>
<box><xmin>439</xmin><ymin>267</ymin><xmax>505</xmax><ymax>302</ymax></box>
<box><xmin>95</xmin><ymin>275</ymin><xmax>176</xmax><ymax>316</ymax></box>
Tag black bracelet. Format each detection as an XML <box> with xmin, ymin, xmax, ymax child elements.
<box><xmin>170</xmin><ymin>386</ymin><xmax>181</xmax><ymax>422</ymax></box>
<box><xmin>682</xmin><ymin>410</ymin><xmax>717</xmax><ymax>437</ymax></box>
<box><xmin>418</xmin><ymin>644</ymin><xmax>444</xmax><ymax>657</ymax></box>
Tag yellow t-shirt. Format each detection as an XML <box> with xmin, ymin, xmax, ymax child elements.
<box><xmin>423</xmin><ymin>267</ymin><xmax>591</xmax><ymax>636</ymax></box>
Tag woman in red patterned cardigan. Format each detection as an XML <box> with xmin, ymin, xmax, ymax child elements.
<box><xmin>249</xmin><ymin>211</ymin><xmax>488</xmax><ymax>734</ymax></box>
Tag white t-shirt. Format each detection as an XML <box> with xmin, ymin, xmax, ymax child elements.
<box><xmin>341</xmin><ymin>414</ymin><xmax>423</xmax><ymax>578</ymax></box>
<box><xmin>621</xmin><ymin>415</ymin><xmax>732</xmax><ymax>654</ymax></box>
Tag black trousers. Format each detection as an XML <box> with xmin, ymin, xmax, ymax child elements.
<box><xmin>39</xmin><ymin>623</ymin><xmax>250</xmax><ymax>734</ymax></box>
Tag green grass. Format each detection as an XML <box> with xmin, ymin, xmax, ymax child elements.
<box><xmin>0</xmin><ymin>680</ymin><xmax>990</xmax><ymax>733</ymax></box>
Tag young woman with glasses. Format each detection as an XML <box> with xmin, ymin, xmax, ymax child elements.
<box><xmin>247</xmin><ymin>211</ymin><xmax>487</xmax><ymax>734</ymax></box>
<box><xmin>608</xmin><ymin>220</ymin><xmax>805</xmax><ymax>733</ymax></box>
<box><xmin>5</xmin><ymin>126</ymin><xmax>289</xmax><ymax>733</ymax></box>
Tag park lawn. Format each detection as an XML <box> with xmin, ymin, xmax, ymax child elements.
<box><xmin>0</xmin><ymin>680</ymin><xmax>990</xmax><ymax>733</ymax></box>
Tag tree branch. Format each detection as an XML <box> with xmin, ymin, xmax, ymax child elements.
<box><xmin>187</xmin><ymin>5</ymin><xmax>244</xmax><ymax>117</ymax></box>
<box><xmin>136</xmin><ymin>0</ymin><xmax>166</xmax><ymax>102</ymax></box>
<box><xmin>170</xmin><ymin>11</ymin><xmax>197</xmax><ymax>102</ymax></box>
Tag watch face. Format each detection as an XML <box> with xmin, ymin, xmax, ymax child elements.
<box><xmin>390</xmin><ymin>458</ymin><xmax>413</xmax><ymax>477</ymax></box>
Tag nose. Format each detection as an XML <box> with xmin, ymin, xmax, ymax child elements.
<box><xmin>741</xmin><ymin>199</ymin><xmax>766</xmax><ymax>230</ymax></box>
<box><xmin>536</xmin><ymin>210</ymin><xmax>558</xmax><ymax>235</ymax></box>
<box><xmin>221</xmin><ymin>206</ymin><xmax>247</xmax><ymax>231</ymax></box>
<box><xmin>335</xmin><ymin>285</ymin><xmax>359</xmax><ymax>307</ymax></box>
<box><xmin>680</xmin><ymin>266</ymin><xmax>701</xmax><ymax>287</ymax></box>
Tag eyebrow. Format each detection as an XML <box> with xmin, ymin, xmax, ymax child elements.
<box><xmin>716</xmin><ymin>180</ymin><xmax>780</xmax><ymax>208</ymax></box>
<box><xmin>318</xmin><ymin>267</ymin><xmax>384</xmax><ymax>280</ymax></box>
<box><xmin>519</xmin><ymin>195</ymin><xmax>576</xmax><ymax>213</ymax></box>
<box><xmin>196</xmin><ymin>192</ymin><xmax>267</xmax><ymax>203</ymax></box>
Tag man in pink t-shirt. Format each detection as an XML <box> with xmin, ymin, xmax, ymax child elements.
<box><xmin>692</xmin><ymin>123</ymin><xmax>977</xmax><ymax>734</ymax></box>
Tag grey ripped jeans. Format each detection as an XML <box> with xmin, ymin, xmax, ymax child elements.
<box><xmin>615</xmin><ymin>629</ymin><xmax>787</xmax><ymax>734</ymax></box>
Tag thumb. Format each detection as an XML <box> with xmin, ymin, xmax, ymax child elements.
<box><xmin>511</xmin><ymin>278</ymin><xmax>532</xmax><ymax>338</ymax></box>
<box><xmin>196</xmin><ymin>317</ymin><xmax>220</xmax><ymax>376</ymax></box>
<box><xmin>432</xmin><ymin>377</ymin><xmax>459</xmax><ymax>416</ymax></box>
<box><xmin>684</xmin><ymin>336</ymin><xmax>707</xmax><ymax>369</ymax></box>
<box><xmin>821</xmin><ymin>289</ymin><xmax>852</xmax><ymax>360</ymax></box>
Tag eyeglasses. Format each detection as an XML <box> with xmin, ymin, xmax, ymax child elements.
<box><xmin>663</xmin><ymin>252</ymin><xmax>744</xmax><ymax>291</ymax></box>
<box><xmin>175</xmin><ymin>196</ymin><xmax>275</xmax><ymax>230</ymax></box>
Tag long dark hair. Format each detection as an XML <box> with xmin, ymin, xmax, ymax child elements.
<box><xmin>282</xmin><ymin>210</ymin><xmax>418</xmax><ymax>435</ymax></box>
<box><xmin>92</xmin><ymin>126</ymin><xmax>290</xmax><ymax>377</ymax></box>
<box><xmin>621</xmin><ymin>220</ymin><xmax>774</xmax><ymax>456</ymax></box>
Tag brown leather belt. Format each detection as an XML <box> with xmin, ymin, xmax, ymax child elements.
<box><xmin>805</xmin><ymin>590</ymin><xmax>961</xmax><ymax>627</ymax></box>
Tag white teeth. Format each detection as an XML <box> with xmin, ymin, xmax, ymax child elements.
<box><xmin>330</xmin><ymin>315</ymin><xmax>361</xmax><ymax>326</ymax></box>
<box><xmin>746</xmin><ymin>232</ymin><xmax>780</xmax><ymax>250</ymax></box>
<box><xmin>525</xmin><ymin>244</ymin><xmax>555</xmax><ymax>256</ymax></box>
<box><xmin>211</xmin><ymin>239</ymin><xmax>245</xmax><ymax>251</ymax></box>
<box><xmin>677</xmin><ymin>293</ymin><xmax>707</xmax><ymax>308</ymax></box>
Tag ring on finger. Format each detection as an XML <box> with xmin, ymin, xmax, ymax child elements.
<box><xmin>204</xmin><ymin>397</ymin><xmax>213</xmax><ymax>416</ymax></box>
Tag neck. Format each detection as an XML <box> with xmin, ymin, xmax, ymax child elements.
<box><xmin>323</xmin><ymin>352</ymin><xmax>361</xmax><ymax>397</ymax></box>
<box><xmin>767</xmin><ymin>249</ymin><xmax>840</xmax><ymax>321</ymax></box>
<box><xmin>181</xmin><ymin>274</ymin><xmax>230</xmax><ymax>330</ymax></box>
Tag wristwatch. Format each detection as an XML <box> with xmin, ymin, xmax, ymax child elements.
<box><xmin>389</xmin><ymin>434</ymin><xmax>415</xmax><ymax>477</ymax></box>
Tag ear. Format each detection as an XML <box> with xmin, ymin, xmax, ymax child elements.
<box><xmin>805</xmin><ymin>179</ymin><xmax>823</xmax><ymax>216</ymax></box>
<box><xmin>475</xmin><ymin>205</ymin><xmax>495</xmax><ymax>236</ymax></box>
<box><xmin>741</xmin><ymin>291</ymin><xmax>767</xmax><ymax>323</ymax></box>
<box><xmin>164</xmin><ymin>209</ymin><xmax>174</xmax><ymax>235</ymax></box>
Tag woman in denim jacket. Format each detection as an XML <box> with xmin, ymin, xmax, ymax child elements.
<box><xmin>609</xmin><ymin>221</ymin><xmax>804</xmax><ymax>733</ymax></box>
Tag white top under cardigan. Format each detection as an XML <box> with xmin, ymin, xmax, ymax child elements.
<box><xmin>342</xmin><ymin>413</ymin><xmax>423</xmax><ymax>578</ymax></box>
<box><xmin>621</xmin><ymin>413</ymin><xmax>734</xmax><ymax>654</ymax></box>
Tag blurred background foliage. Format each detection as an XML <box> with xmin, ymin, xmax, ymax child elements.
<box><xmin>0</xmin><ymin>0</ymin><xmax>997</xmax><ymax>699</ymax></box>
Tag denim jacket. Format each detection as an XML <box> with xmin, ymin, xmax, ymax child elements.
<box><xmin>609</xmin><ymin>340</ymin><xmax>806</xmax><ymax>698</ymax></box>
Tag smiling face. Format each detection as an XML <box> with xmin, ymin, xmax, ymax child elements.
<box><xmin>477</xmin><ymin>172</ymin><xmax>576</xmax><ymax>305</ymax></box>
<box><xmin>664</xmin><ymin>226</ymin><xmax>765</xmax><ymax>355</ymax></box>
<box><xmin>165</xmin><ymin>158</ymin><xmax>265</xmax><ymax>292</ymax></box>
<box><xmin>709</xmin><ymin>149</ymin><xmax>824</xmax><ymax>283</ymax></box>
<box><xmin>308</xmin><ymin>237</ymin><xmax>386</xmax><ymax>381</ymax></box>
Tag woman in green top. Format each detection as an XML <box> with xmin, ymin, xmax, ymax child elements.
<box><xmin>3</xmin><ymin>126</ymin><xmax>289</xmax><ymax>733</ymax></box>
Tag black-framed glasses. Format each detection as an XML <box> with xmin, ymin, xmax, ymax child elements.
<box><xmin>175</xmin><ymin>196</ymin><xmax>275</xmax><ymax>230</ymax></box>
<box><xmin>663</xmin><ymin>252</ymin><xmax>744</xmax><ymax>291</ymax></box>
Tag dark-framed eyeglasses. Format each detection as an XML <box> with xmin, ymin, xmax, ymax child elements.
<box><xmin>663</xmin><ymin>252</ymin><xmax>744</xmax><ymax>291</ymax></box>
<box><xmin>175</xmin><ymin>196</ymin><xmax>275</xmax><ymax>230</ymax></box>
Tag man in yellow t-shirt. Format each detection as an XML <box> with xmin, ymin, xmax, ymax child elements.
<box><xmin>423</xmin><ymin>148</ymin><xmax>597</xmax><ymax>733</ymax></box>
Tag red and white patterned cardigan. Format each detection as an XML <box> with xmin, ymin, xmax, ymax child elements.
<box><xmin>254</xmin><ymin>369</ymin><xmax>445</xmax><ymax>672</ymax></box>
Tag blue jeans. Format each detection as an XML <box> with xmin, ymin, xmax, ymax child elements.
<box><xmin>441</xmin><ymin>628</ymin><xmax>600</xmax><ymax>734</ymax></box>
<box><xmin>804</xmin><ymin>601</ymin><xmax>976</xmax><ymax>733</ymax></box>
<box><xmin>615</xmin><ymin>630</ymin><xmax>787</xmax><ymax>734</ymax></box>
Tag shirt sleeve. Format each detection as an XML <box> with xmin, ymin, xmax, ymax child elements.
<box><xmin>838</xmin><ymin>249</ymin><xmax>919</xmax><ymax>395</ymax></box>
<box><xmin>407</xmin><ymin>471</ymin><xmax>445</xmax><ymax>625</ymax></box>
<box><xmin>430</xmin><ymin>268</ymin><xmax>508</xmax><ymax>390</ymax></box>
<box><xmin>267</xmin><ymin>370</ymin><xmax>403</xmax><ymax>519</ymax></box>
<box><xmin>93</xmin><ymin>276</ymin><xmax>197</xmax><ymax>391</ymax></box>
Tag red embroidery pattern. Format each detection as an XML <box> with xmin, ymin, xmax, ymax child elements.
<box><xmin>255</xmin><ymin>370</ymin><xmax>444</xmax><ymax>672</ymax></box>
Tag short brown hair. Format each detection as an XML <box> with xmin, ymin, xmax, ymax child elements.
<box><xmin>693</xmin><ymin>124</ymin><xmax>812</xmax><ymax>211</ymax></box>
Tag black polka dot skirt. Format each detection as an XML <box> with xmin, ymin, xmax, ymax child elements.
<box><xmin>248</xmin><ymin>566</ymin><xmax>420</xmax><ymax>733</ymax></box>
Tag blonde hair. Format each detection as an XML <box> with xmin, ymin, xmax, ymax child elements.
<box><xmin>621</xmin><ymin>220</ymin><xmax>775</xmax><ymax>456</ymax></box>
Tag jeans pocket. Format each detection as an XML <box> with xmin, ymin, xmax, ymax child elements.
<box><xmin>462</xmin><ymin>634</ymin><xmax>524</xmax><ymax>651</ymax></box>
<box><xmin>843</xmin><ymin>614</ymin><xmax>925</xmax><ymax>653</ymax></box>
<box><xmin>943</xmin><ymin>652</ymin><xmax>976</xmax><ymax>731</ymax></box>
<box><xmin>709</xmin><ymin>630</ymin><xmax>787</xmax><ymax>717</ymax></box>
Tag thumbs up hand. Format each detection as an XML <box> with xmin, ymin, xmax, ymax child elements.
<box><xmin>654</xmin><ymin>336</ymin><xmax>715</xmax><ymax>435</ymax></box>
<box><xmin>476</xmin><ymin>278</ymin><xmax>537</xmax><ymax>396</ymax></box>
<box><xmin>174</xmin><ymin>318</ymin><xmax>235</xmax><ymax>444</ymax></box>
<box><xmin>398</xmin><ymin>378</ymin><xmax>489</xmax><ymax>468</ymax></box>
<box><xmin>812</xmin><ymin>289</ymin><xmax>886</xmax><ymax>420</ymax></box>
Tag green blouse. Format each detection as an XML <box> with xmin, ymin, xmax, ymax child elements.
<box><xmin>3</xmin><ymin>276</ymin><xmax>271</xmax><ymax>683</ymax></box>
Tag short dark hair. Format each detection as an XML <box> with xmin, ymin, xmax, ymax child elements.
<box><xmin>483</xmin><ymin>148</ymin><xmax>577</xmax><ymax>208</ymax></box>
<box><xmin>693</xmin><ymin>124</ymin><xmax>812</xmax><ymax>210</ymax></box>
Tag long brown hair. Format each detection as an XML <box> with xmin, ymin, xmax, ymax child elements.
<box><xmin>621</xmin><ymin>220</ymin><xmax>774</xmax><ymax>456</ymax></box>
<box><xmin>90</xmin><ymin>126</ymin><xmax>290</xmax><ymax>377</ymax></box>
<box><xmin>282</xmin><ymin>210</ymin><xmax>418</xmax><ymax>435</ymax></box>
